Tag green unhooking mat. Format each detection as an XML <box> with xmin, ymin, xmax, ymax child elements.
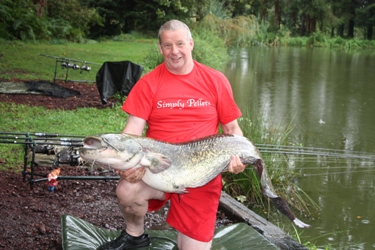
<box><xmin>61</xmin><ymin>214</ymin><xmax>278</xmax><ymax>250</ymax></box>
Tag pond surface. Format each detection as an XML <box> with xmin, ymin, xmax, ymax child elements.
<box><xmin>225</xmin><ymin>47</ymin><xmax>375</xmax><ymax>249</ymax></box>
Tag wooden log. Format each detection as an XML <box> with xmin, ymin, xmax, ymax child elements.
<box><xmin>220</xmin><ymin>191</ymin><xmax>307</xmax><ymax>250</ymax></box>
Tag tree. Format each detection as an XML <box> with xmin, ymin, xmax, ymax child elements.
<box><xmin>0</xmin><ymin>0</ymin><xmax>102</xmax><ymax>40</ymax></box>
<box><xmin>0</xmin><ymin>0</ymin><xmax>50</xmax><ymax>40</ymax></box>
<box><xmin>296</xmin><ymin>0</ymin><xmax>328</xmax><ymax>36</ymax></box>
<box><xmin>329</xmin><ymin>0</ymin><xmax>360</xmax><ymax>38</ymax></box>
<box><xmin>274</xmin><ymin>0</ymin><xmax>281</xmax><ymax>30</ymax></box>
<box><xmin>356</xmin><ymin>0</ymin><xmax>375</xmax><ymax>39</ymax></box>
<box><xmin>2</xmin><ymin>0</ymin><xmax>375</xmax><ymax>41</ymax></box>
<box><xmin>79</xmin><ymin>0</ymin><xmax>195</xmax><ymax>38</ymax></box>
<box><xmin>33</xmin><ymin>0</ymin><xmax>47</xmax><ymax>17</ymax></box>
<box><xmin>46</xmin><ymin>0</ymin><xmax>103</xmax><ymax>40</ymax></box>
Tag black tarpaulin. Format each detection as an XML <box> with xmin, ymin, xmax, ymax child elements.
<box><xmin>0</xmin><ymin>81</ymin><xmax>80</xmax><ymax>98</ymax></box>
<box><xmin>26</xmin><ymin>81</ymin><xmax>81</xmax><ymax>98</ymax></box>
<box><xmin>95</xmin><ymin>61</ymin><xmax>143</xmax><ymax>104</ymax></box>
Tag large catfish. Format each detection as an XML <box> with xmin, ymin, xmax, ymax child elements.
<box><xmin>79</xmin><ymin>133</ymin><xmax>310</xmax><ymax>228</ymax></box>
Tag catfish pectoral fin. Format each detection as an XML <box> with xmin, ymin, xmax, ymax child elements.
<box><xmin>270</xmin><ymin>197</ymin><xmax>310</xmax><ymax>228</ymax></box>
<box><xmin>145</xmin><ymin>152</ymin><xmax>172</xmax><ymax>174</ymax></box>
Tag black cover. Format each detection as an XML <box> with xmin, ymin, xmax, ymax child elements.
<box><xmin>96</xmin><ymin>61</ymin><xmax>143</xmax><ymax>104</ymax></box>
<box><xmin>27</xmin><ymin>81</ymin><xmax>80</xmax><ymax>98</ymax></box>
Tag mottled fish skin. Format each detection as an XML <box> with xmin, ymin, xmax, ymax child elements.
<box><xmin>79</xmin><ymin>133</ymin><xmax>310</xmax><ymax>228</ymax></box>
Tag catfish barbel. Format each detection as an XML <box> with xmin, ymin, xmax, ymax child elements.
<box><xmin>79</xmin><ymin>133</ymin><xmax>310</xmax><ymax>228</ymax></box>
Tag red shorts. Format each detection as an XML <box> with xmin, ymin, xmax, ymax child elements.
<box><xmin>148</xmin><ymin>174</ymin><xmax>222</xmax><ymax>242</ymax></box>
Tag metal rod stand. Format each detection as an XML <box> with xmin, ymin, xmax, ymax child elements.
<box><xmin>1</xmin><ymin>132</ymin><xmax>120</xmax><ymax>189</ymax></box>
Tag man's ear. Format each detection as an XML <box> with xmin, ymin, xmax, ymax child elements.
<box><xmin>190</xmin><ymin>39</ymin><xmax>194</xmax><ymax>51</ymax></box>
<box><xmin>158</xmin><ymin>43</ymin><xmax>163</xmax><ymax>55</ymax></box>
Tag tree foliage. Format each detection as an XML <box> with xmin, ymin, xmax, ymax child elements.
<box><xmin>234</xmin><ymin>0</ymin><xmax>375</xmax><ymax>39</ymax></box>
<box><xmin>1</xmin><ymin>0</ymin><xmax>374</xmax><ymax>41</ymax></box>
<box><xmin>0</xmin><ymin>0</ymin><xmax>49</xmax><ymax>40</ymax></box>
<box><xmin>79</xmin><ymin>0</ymin><xmax>194</xmax><ymax>38</ymax></box>
<box><xmin>0</xmin><ymin>0</ymin><xmax>102</xmax><ymax>41</ymax></box>
<box><xmin>355</xmin><ymin>1</ymin><xmax>375</xmax><ymax>39</ymax></box>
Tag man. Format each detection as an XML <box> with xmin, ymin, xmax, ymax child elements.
<box><xmin>98</xmin><ymin>19</ymin><xmax>245</xmax><ymax>250</ymax></box>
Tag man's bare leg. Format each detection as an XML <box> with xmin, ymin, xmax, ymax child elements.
<box><xmin>97</xmin><ymin>179</ymin><xmax>165</xmax><ymax>250</ymax></box>
<box><xmin>177</xmin><ymin>232</ymin><xmax>212</xmax><ymax>250</ymax></box>
<box><xmin>116</xmin><ymin>178</ymin><xmax>165</xmax><ymax>236</ymax></box>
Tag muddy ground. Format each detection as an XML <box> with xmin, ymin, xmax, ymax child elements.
<box><xmin>0</xmin><ymin>80</ymin><xmax>233</xmax><ymax>250</ymax></box>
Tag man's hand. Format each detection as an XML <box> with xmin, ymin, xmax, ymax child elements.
<box><xmin>227</xmin><ymin>155</ymin><xmax>246</xmax><ymax>174</ymax></box>
<box><xmin>116</xmin><ymin>167</ymin><xmax>146</xmax><ymax>183</ymax></box>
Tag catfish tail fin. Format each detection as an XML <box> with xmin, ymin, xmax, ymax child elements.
<box><xmin>270</xmin><ymin>197</ymin><xmax>310</xmax><ymax>228</ymax></box>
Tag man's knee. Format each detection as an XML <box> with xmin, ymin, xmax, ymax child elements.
<box><xmin>116</xmin><ymin>179</ymin><xmax>140</xmax><ymax>203</ymax></box>
<box><xmin>116</xmin><ymin>180</ymin><xmax>150</xmax><ymax>217</ymax></box>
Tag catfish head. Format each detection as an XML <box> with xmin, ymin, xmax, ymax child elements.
<box><xmin>79</xmin><ymin>134</ymin><xmax>145</xmax><ymax>170</ymax></box>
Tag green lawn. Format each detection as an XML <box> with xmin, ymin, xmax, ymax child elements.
<box><xmin>0</xmin><ymin>39</ymin><xmax>157</xmax><ymax>171</ymax></box>
<box><xmin>0</xmin><ymin>39</ymin><xmax>156</xmax><ymax>81</ymax></box>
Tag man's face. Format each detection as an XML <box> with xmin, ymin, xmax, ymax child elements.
<box><xmin>158</xmin><ymin>29</ymin><xmax>194</xmax><ymax>74</ymax></box>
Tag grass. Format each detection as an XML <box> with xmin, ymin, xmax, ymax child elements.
<box><xmin>0</xmin><ymin>39</ymin><xmax>156</xmax><ymax>81</ymax></box>
<box><xmin>222</xmin><ymin>112</ymin><xmax>320</xmax><ymax>220</ymax></box>
<box><xmin>0</xmin><ymin>102</ymin><xmax>126</xmax><ymax>171</ymax></box>
<box><xmin>0</xmin><ymin>102</ymin><xmax>126</xmax><ymax>133</ymax></box>
<box><xmin>0</xmin><ymin>38</ymin><xmax>155</xmax><ymax>172</ymax></box>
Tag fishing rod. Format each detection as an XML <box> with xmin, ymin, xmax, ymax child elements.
<box><xmin>301</xmin><ymin>168</ymin><xmax>375</xmax><ymax>177</ymax></box>
<box><xmin>0</xmin><ymin>131</ymin><xmax>85</xmax><ymax>138</ymax></box>
<box><xmin>256</xmin><ymin>143</ymin><xmax>374</xmax><ymax>156</ymax></box>
<box><xmin>256</xmin><ymin>144</ymin><xmax>375</xmax><ymax>161</ymax></box>
<box><xmin>0</xmin><ymin>137</ymin><xmax>83</xmax><ymax>145</ymax></box>
<box><xmin>266</xmin><ymin>155</ymin><xmax>375</xmax><ymax>176</ymax></box>
<box><xmin>0</xmin><ymin>132</ymin><xmax>85</xmax><ymax>146</ymax></box>
<box><xmin>31</xmin><ymin>175</ymin><xmax>120</xmax><ymax>183</ymax></box>
<box><xmin>262</xmin><ymin>156</ymin><xmax>375</xmax><ymax>168</ymax></box>
<box><xmin>296</xmin><ymin>165</ymin><xmax>375</xmax><ymax>170</ymax></box>
<box><xmin>0</xmin><ymin>131</ymin><xmax>86</xmax><ymax>186</ymax></box>
<box><xmin>0</xmin><ymin>140</ymin><xmax>83</xmax><ymax>147</ymax></box>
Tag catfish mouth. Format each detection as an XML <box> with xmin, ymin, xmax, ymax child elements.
<box><xmin>80</xmin><ymin>137</ymin><xmax>115</xmax><ymax>166</ymax></box>
<box><xmin>83</xmin><ymin>137</ymin><xmax>106</xmax><ymax>149</ymax></box>
<box><xmin>80</xmin><ymin>135</ymin><xmax>145</xmax><ymax>169</ymax></box>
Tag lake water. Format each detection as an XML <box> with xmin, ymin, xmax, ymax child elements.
<box><xmin>225</xmin><ymin>47</ymin><xmax>375</xmax><ymax>249</ymax></box>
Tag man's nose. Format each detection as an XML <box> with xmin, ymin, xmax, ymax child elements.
<box><xmin>171</xmin><ymin>44</ymin><xmax>179</xmax><ymax>54</ymax></box>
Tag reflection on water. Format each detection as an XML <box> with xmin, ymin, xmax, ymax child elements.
<box><xmin>225</xmin><ymin>47</ymin><xmax>375</xmax><ymax>249</ymax></box>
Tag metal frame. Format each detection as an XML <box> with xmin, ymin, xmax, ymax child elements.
<box><xmin>39</xmin><ymin>54</ymin><xmax>101</xmax><ymax>83</ymax></box>
<box><xmin>0</xmin><ymin>132</ymin><xmax>119</xmax><ymax>189</ymax></box>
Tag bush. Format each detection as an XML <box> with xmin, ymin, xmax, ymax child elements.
<box><xmin>306</xmin><ymin>32</ymin><xmax>328</xmax><ymax>47</ymax></box>
<box><xmin>143</xmin><ymin>43</ymin><xmax>163</xmax><ymax>72</ymax></box>
<box><xmin>192</xmin><ymin>31</ymin><xmax>230</xmax><ymax>70</ymax></box>
<box><xmin>192</xmin><ymin>14</ymin><xmax>259</xmax><ymax>47</ymax></box>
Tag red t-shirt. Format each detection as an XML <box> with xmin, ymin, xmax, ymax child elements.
<box><xmin>122</xmin><ymin>61</ymin><xmax>242</xmax><ymax>142</ymax></box>
<box><xmin>122</xmin><ymin>61</ymin><xmax>242</xmax><ymax>242</ymax></box>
